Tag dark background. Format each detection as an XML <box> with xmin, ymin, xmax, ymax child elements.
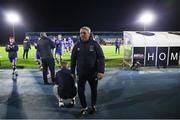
<box><xmin>0</xmin><ymin>0</ymin><xmax>180</xmax><ymax>44</ymax></box>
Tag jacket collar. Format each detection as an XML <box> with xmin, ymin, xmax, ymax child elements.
<box><xmin>80</xmin><ymin>38</ymin><xmax>93</xmax><ymax>43</ymax></box>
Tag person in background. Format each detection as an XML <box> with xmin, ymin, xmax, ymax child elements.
<box><xmin>34</xmin><ymin>40</ymin><xmax>42</xmax><ymax>70</ymax></box>
<box><xmin>23</xmin><ymin>36</ymin><xmax>31</xmax><ymax>60</ymax></box>
<box><xmin>115</xmin><ymin>39</ymin><xmax>121</xmax><ymax>55</ymax></box>
<box><xmin>54</xmin><ymin>35</ymin><xmax>63</xmax><ymax>64</ymax></box>
<box><xmin>63</xmin><ymin>38</ymin><xmax>68</xmax><ymax>54</ymax></box>
<box><xmin>67</xmin><ymin>37</ymin><xmax>74</xmax><ymax>53</ymax></box>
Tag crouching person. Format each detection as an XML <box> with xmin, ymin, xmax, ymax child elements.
<box><xmin>53</xmin><ymin>62</ymin><xmax>77</xmax><ymax>107</ymax></box>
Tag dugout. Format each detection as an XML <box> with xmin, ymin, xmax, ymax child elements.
<box><xmin>123</xmin><ymin>31</ymin><xmax>180</xmax><ymax>67</ymax></box>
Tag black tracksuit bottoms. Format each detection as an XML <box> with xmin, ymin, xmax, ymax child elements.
<box><xmin>41</xmin><ymin>58</ymin><xmax>55</xmax><ymax>83</ymax></box>
<box><xmin>77</xmin><ymin>74</ymin><xmax>98</xmax><ymax>108</ymax></box>
<box><xmin>23</xmin><ymin>49</ymin><xmax>29</xmax><ymax>59</ymax></box>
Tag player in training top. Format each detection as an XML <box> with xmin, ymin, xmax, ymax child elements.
<box><xmin>115</xmin><ymin>39</ymin><xmax>121</xmax><ymax>55</ymax></box>
<box><xmin>54</xmin><ymin>35</ymin><xmax>63</xmax><ymax>64</ymax></box>
<box><xmin>67</xmin><ymin>37</ymin><xmax>73</xmax><ymax>52</ymax></box>
<box><xmin>63</xmin><ymin>38</ymin><xmax>68</xmax><ymax>54</ymax></box>
<box><xmin>34</xmin><ymin>38</ymin><xmax>42</xmax><ymax>70</ymax></box>
<box><xmin>5</xmin><ymin>36</ymin><xmax>19</xmax><ymax>75</ymax></box>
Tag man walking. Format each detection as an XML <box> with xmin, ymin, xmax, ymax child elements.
<box><xmin>71</xmin><ymin>26</ymin><xmax>105</xmax><ymax>116</ymax></box>
<box><xmin>37</xmin><ymin>32</ymin><xmax>55</xmax><ymax>85</ymax></box>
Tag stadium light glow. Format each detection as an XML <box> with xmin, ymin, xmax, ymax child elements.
<box><xmin>5</xmin><ymin>11</ymin><xmax>21</xmax><ymax>24</ymax></box>
<box><xmin>4</xmin><ymin>11</ymin><xmax>22</xmax><ymax>39</ymax></box>
<box><xmin>138</xmin><ymin>10</ymin><xmax>156</xmax><ymax>31</ymax></box>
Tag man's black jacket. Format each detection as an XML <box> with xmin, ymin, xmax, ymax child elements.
<box><xmin>71</xmin><ymin>39</ymin><xmax>105</xmax><ymax>76</ymax></box>
<box><xmin>23</xmin><ymin>39</ymin><xmax>31</xmax><ymax>50</ymax></box>
<box><xmin>37</xmin><ymin>36</ymin><xmax>55</xmax><ymax>59</ymax></box>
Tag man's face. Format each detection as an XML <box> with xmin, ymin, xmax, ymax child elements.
<box><xmin>9</xmin><ymin>38</ymin><xmax>14</xmax><ymax>43</ymax></box>
<box><xmin>80</xmin><ymin>29</ymin><xmax>90</xmax><ymax>42</ymax></box>
<box><xmin>41</xmin><ymin>32</ymin><xmax>47</xmax><ymax>38</ymax></box>
<box><xmin>25</xmin><ymin>36</ymin><xmax>29</xmax><ymax>40</ymax></box>
<box><xmin>58</xmin><ymin>35</ymin><xmax>62</xmax><ymax>40</ymax></box>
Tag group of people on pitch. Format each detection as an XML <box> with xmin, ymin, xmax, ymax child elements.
<box><xmin>5</xmin><ymin>26</ymin><xmax>105</xmax><ymax>116</ymax></box>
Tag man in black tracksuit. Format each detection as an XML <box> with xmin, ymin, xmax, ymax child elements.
<box><xmin>37</xmin><ymin>32</ymin><xmax>55</xmax><ymax>85</ymax></box>
<box><xmin>71</xmin><ymin>27</ymin><xmax>105</xmax><ymax>116</ymax></box>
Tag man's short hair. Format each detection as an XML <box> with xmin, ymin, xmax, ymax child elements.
<box><xmin>9</xmin><ymin>36</ymin><xmax>14</xmax><ymax>40</ymax></box>
<box><xmin>61</xmin><ymin>61</ymin><xmax>68</xmax><ymax>68</ymax></box>
<box><xmin>40</xmin><ymin>32</ymin><xmax>47</xmax><ymax>37</ymax></box>
<box><xmin>80</xmin><ymin>26</ymin><xmax>91</xmax><ymax>33</ymax></box>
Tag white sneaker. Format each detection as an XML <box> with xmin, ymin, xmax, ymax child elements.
<box><xmin>70</xmin><ymin>98</ymin><xmax>76</xmax><ymax>105</ymax></box>
<box><xmin>47</xmin><ymin>74</ymin><xmax>51</xmax><ymax>79</ymax></box>
<box><xmin>59</xmin><ymin>100</ymin><xmax>64</xmax><ymax>107</ymax></box>
<box><xmin>12</xmin><ymin>70</ymin><xmax>18</xmax><ymax>76</ymax></box>
<box><xmin>79</xmin><ymin>107</ymin><xmax>88</xmax><ymax>116</ymax></box>
<box><xmin>39</xmin><ymin>66</ymin><xmax>43</xmax><ymax>71</ymax></box>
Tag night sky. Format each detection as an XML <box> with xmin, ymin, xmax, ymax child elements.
<box><xmin>0</xmin><ymin>0</ymin><xmax>180</xmax><ymax>43</ymax></box>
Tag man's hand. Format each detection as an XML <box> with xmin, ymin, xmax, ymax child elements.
<box><xmin>97</xmin><ymin>73</ymin><xmax>104</xmax><ymax>80</ymax></box>
<box><xmin>71</xmin><ymin>74</ymin><xmax>75</xmax><ymax>79</ymax></box>
<box><xmin>54</xmin><ymin>84</ymin><xmax>59</xmax><ymax>87</ymax></box>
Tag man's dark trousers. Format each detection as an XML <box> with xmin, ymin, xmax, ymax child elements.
<box><xmin>41</xmin><ymin>58</ymin><xmax>55</xmax><ymax>84</ymax></box>
<box><xmin>78</xmin><ymin>74</ymin><xmax>98</xmax><ymax>108</ymax></box>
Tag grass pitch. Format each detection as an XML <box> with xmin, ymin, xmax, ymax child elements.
<box><xmin>0</xmin><ymin>45</ymin><xmax>124</xmax><ymax>69</ymax></box>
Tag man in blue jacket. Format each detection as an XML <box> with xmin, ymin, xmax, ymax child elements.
<box><xmin>71</xmin><ymin>26</ymin><xmax>105</xmax><ymax>116</ymax></box>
